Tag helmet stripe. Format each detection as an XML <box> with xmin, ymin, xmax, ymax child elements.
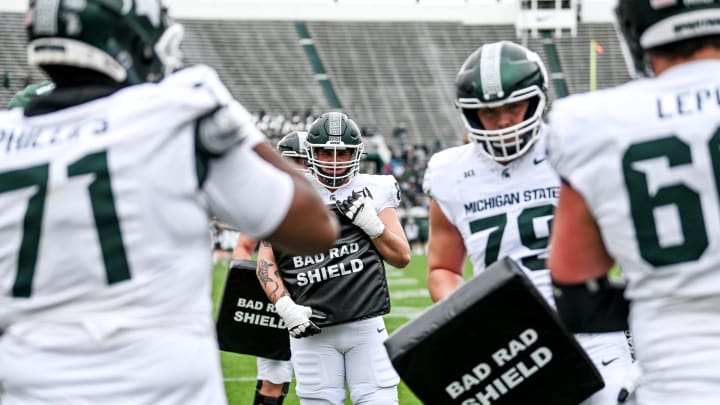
<box><xmin>480</xmin><ymin>42</ymin><xmax>504</xmax><ymax>100</ymax></box>
<box><xmin>327</xmin><ymin>111</ymin><xmax>343</xmax><ymax>137</ymax></box>
<box><xmin>33</xmin><ymin>0</ymin><xmax>60</xmax><ymax>35</ymax></box>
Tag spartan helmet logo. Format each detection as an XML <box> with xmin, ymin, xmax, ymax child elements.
<box><xmin>328</xmin><ymin>111</ymin><xmax>343</xmax><ymax>142</ymax></box>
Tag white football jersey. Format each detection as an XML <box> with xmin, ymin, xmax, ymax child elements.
<box><xmin>427</xmin><ymin>133</ymin><xmax>633</xmax><ymax>404</ymax></box>
<box><xmin>549</xmin><ymin>60</ymin><xmax>720</xmax><ymax>403</ymax></box>
<box><xmin>0</xmin><ymin>65</ymin><xmax>293</xmax><ymax>334</ymax></box>
<box><xmin>549</xmin><ymin>59</ymin><xmax>720</xmax><ymax>300</ymax></box>
<box><xmin>315</xmin><ymin>173</ymin><xmax>401</xmax><ymax>212</ymax></box>
<box><xmin>424</xmin><ymin>133</ymin><xmax>558</xmax><ymax>304</ymax></box>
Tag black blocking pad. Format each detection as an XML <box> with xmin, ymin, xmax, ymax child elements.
<box><xmin>215</xmin><ymin>259</ymin><xmax>291</xmax><ymax>361</ymax></box>
<box><xmin>384</xmin><ymin>257</ymin><xmax>603</xmax><ymax>405</ymax></box>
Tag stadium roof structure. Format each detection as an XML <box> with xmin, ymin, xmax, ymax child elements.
<box><xmin>0</xmin><ymin>0</ymin><xmax>617</xmax><ymax>24</ymax></box>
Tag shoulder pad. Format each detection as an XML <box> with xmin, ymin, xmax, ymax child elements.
<box><xmin>358</xmin><ymin>174</ymin><xmax>401</xmax><ymax>210</ymax></box>
<box><xmin>424</xmin><ymin>146</ymin><xmax>465</xmax><ymax>199</ymax></box>
<box><xmin>197</xmin><ymin>101</ymin><xmax>257</xmax><ymax>156</ymax></box>
<box><xmin>162</xmin><ymin>64</ymin><xmax>233</xmax><ymax>106</ymax></box>
<box><xmin>165</xmin><ymin>66</ymin><xmax>262</xmax><ymax>156</ymax></box>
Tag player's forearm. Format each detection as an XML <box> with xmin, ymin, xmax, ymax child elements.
<box><xmin>232</xmin><ymin>235</ymin><xmax>256</xmax><ymax>260</ymax></box>
<box><xmin>372</xmin><ymin>228</ymin><xmax>411</xmax><ymax>268</ymax></box>
<box><xmin>547</xmin><ymin>180</ymin><xmax>615</xmax><ymax>283</ymax></box>
<box><xmin>256</xmin><ymin>244</ymin><xmax>290</xmax><ymax>303</ymax></box>
<box><xmin>427</xmin><ymin>268</ymin><xmax>464</xmax><ymax>302</ymax></box>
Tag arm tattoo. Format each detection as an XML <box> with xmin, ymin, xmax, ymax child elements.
<box><xmin>257</xmin><ymin>259</ymin><xmax>274</xmax><ymax>285</ymax></box>
<box><xmin>257</xmin><ymin>259</ymin><xmax>288</xmax><ymax>302</ymax></box>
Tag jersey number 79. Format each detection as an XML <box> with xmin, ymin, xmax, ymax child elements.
<box><xmin>469</xmin><ymin>204</ymin><xmax>554</xmax><ymax>271</ymax></box>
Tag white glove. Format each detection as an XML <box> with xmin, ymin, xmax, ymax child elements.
<box><xmin>336</xmin><ymin>187</ymin><xmax>385</xmax><ymax>238</ymax></box>
<box><xmin>617</xmin><ymin>362</ymin><xmax>642</xmax><ymax>403</ymax></box>
<box><xmin>274</xmin><ymin>296</ymin><xmax>326</xmax><ymax>338</ymax></box>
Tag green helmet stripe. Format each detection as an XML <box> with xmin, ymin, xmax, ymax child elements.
<box><xmin>34</xmin><ymin>0</ymin><xmax>60</xmax><ymax>35</ymax></box>
<box><xmin>480</xmin><ymin>42</ymin><xmax>504</xmax><ymax>100</ymax></box>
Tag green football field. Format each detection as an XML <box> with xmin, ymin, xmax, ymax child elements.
<box><xmin>212</xmin><ymin>254</ymin><xmax>442</xmax><ymax>405</ymax></box>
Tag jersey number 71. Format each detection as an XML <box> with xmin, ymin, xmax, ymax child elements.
<box><xmin>0</xmin><ymin>150</ymin><xmax>130</xmax><ymax>297</ymax></box>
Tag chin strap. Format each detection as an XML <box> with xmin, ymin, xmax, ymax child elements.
<box><xmin>253</xmin><ymin>381</ymin><xmax>290</xmax><ymax>405</ymax></box>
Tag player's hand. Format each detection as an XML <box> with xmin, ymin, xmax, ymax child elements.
<box><xmin>336</xmin><ymin>187</ymin><xmax>385</xmax><ymax>238</ymax></box>
<box><xmin>275</xmin><ymin>296</ymin><xmax>327</xmax><ymax>338</ymax></box>
<box><xmin>617</xmin><ymin>362</ymin><xmax>642</xmax><ymax>403</ymax></box>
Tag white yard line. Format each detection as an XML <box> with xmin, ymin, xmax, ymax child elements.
<box><xmin>223</xmin><ymin>376</ymin><xmax>258</xmax><ymax>382</ymax></box>
<box><xmin>385</xmin><ymin>306</ymin><xmax>426</xmax><ymax>319</ymax></box>
<box><xmin>391</xmin><ymin>289</ymin><xmax>430</xmax><ymax>299</ymax></box>
<box><xmin>387</xmin><ymin>278</ymin><xmax>418</xmax><ymax>286</ymax></box>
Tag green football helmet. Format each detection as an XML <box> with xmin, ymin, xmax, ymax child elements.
<box><xmin>455</xmin><ymin>41</ymin><xmax>548</xmax><ymax>162</ymax></box>
<box><xmin>277</xmin><ymin>131</ymin><xmax>309</xmax><ymax>171</ymax></box>
<box><xmin>616</xmin><ymin>0</ymin><xmax>720</xmax><ymax>76</ymax></box>
<box><xmin>306</xmin><ymin>112</ymin><xmax>364</xmax><ymax>190</ymax></box>
<box><xmin>26</xmin><ymin>0</ymin><xmax>184</xmax><ymax>85</ymax></box>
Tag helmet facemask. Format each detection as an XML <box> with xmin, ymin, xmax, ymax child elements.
<box><xmin>307</xmin><ymin>143</ymin><xmax>364</xmax><ymax>190</ymax></box>
<box><xmin>281</xmin><ymin>150</ymin><xmax>309</xmax><ymax>173</ymax></box>
<box><xmin>305</xmin><ymin>112</ymin><xmax>364</xmax><ymax>190</ymax></box>
<box><xmin>154</xmin><ymin>22</ymin><xmax>185</xmax><ymax>79</ymax></box>
<box><xmin>459</xmin><ymin>87</ymin><xmax>546</xmax><ymax>162</ymax></box>
<box><xmin>278</xmin><ymin>131</ymin><xmax>309</xmax><ymax>173</ymax></box>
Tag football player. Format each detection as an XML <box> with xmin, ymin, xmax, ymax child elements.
<box><xmin>256</xmin><ymin>112</ymin><xmax>410</xmax><ymax>404</ymax></box>
<box><xmin>231</xmin><ymin>132</ymin><xmax>310</xmax><ymax>261</ymax></box>
<box><xmin>423</xmin><ymin>41</ymin><xmax>632</xmax><ymax>404</ymax></box>
<box><xmin>0</xmin><ymin>1</ymin><xmax>337</xmax><ymax>404</ymax></box>
<box><xmin>248</xmin><ymin>131</ymin><xmax>309</xmax><ymax>405</ymax></box>
<box><xmin>277</xmin><ymin>130</ymin><xmax>310</xmax><ymax>172</ymax></box>
<box><xmin>547</xmin><ymin>1</ymin><xmax>720</xmax><ymax>404</ymax></box>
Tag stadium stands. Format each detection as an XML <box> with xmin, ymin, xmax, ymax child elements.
<box><xmin>182</xmin><ymin>19</ymin><xmax>328</xmax><ymax>113</ymax></box>
<box><xmin>0</xmin><ymin>9</ymin><xmax>630</xmax><ymax>144</ymax></box>
<box><xmin>0</xmin><ymin>13</ymin><xmax>46</xmax><ymax>103</ymax></box>
<box><xmin>0</xmin><ymin>1</ymin><xmax>630</xmax><ymax>228</ymax></box>
<box><xmin>307</xmin><ymin>21</ymin><xmax>516</xmax><ymax>144</ymax></box>
<box><xmin>553</xmin><ymin>23</ymin><xmax>631</xmax><ymax>94</ymax></box>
